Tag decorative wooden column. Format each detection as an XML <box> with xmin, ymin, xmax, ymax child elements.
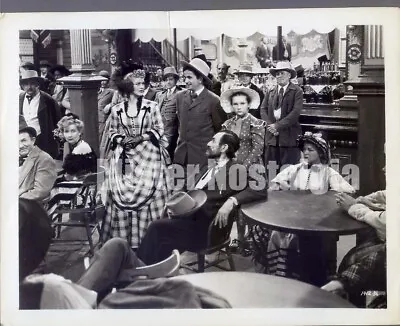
<box><xmin>344</xmin><ymin>25</ymin><xmax>385</xmax><ymax>195</ymax></box>
<box><xmin>59</xmin><ymin>30</ymin><xmax>106</xmax><ymax>156</ymax></box>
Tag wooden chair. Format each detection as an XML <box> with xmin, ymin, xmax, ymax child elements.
<box><xmin>181</xmin><ymin>210</ymin><xmax>236</xmax><ymax>273</ymax></box>
<box><xmin>50</xmin><ymin>167</ymin><xmax>106</xmax><ymax>257</ymax></box>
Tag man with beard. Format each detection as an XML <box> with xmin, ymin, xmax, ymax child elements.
<box><xmin>137</xmin><ymin>130</ymin><xmax>267</xmax><ymax>265</ymax></box>
<box><xmin>19</xmin><ymin>70</ymin><xmax>61</xmax><ymax>159</ymax></box>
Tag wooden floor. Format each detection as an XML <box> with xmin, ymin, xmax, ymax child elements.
<box><xmin>37</xmin><ymin>221</ymin><xmax>356</xmax><ymax>284</ymax></box>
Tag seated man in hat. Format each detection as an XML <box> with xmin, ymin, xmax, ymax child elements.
<box><xmin>97</xmin><ymin>70</ymin><xmax>114</xmax><ymax>139</ymax></box>
<box><xmin>19</xmin><ymin>70</ymin><xmax>61</xmax><ymax>159</ymax></box>
<box><xmin>154</xmin><ymin>66</ymin><xmax>183</xmax><ymax>160</ymax></box>
<box><xmin>19</xmin><ymin>118</ymin><xmax>57</xmax><ymax>203</ymax></box>
<box><xmin>234</xmin><ymin>64</ymin><xmax>264</xmax><ymax>119</ymax></box>
<box><xmin>19</xmin><ymin>199</ymin><xmax>230</xmax><ymax>309</ymax></box>
<box><xmin>137</xmin><ymin>130</ymin><xmax>268</xmax><ymax>265</ymax></box>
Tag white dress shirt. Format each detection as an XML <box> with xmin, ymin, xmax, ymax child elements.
<box><xmin>23</xmin><ymin>92</ymin><xmax>41</xmax><ymax>135</ymax></box>
<box><xmin>167</xmin><ymin>86</ymin><xmax>176</xmax><ymax>97</ymax></box>
<box><xmin>194</xmin><ymin>86</ymin><xmax>205</xmax><ymax>97</ymax></box>
<box><xmin>195</xmin><ymin>159</ymin><xmax>228</xmax><ymax>190</ymax></box>
<box><xmin>274</xmin><ymin>83</ymin><xmax>289</xmax><ymax>121</ymax></box>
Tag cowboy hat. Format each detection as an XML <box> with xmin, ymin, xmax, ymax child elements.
<box><xmin>50</xmin><ymin>64</ymin><xmax>71</xmax><ymax>76</ymax></box>
<box><xmin>181</xmin><ymin>58</ymin><xmax>212</xmax><ymax>85</ymax></box>
<box><xmin>234</xmin><ymin>64</ymin><xmax>257</xmax><ymax>75</ymax></box>
<box><xmin>165</xmin><ymin>190</ymin><xmax>207</xmax><ymax>218</ymax></box>
<box><xmin>220</xmin><ymin>87</ymin><xmax>261</xmax><ymax>113</ymax></box>
<box><xmin>269</xmin><ymin>61</ymin><xmax>296</xmax><ymax>79</ymax></box>
<box><xmin>39</xmin><ymin>60</ymin><xmax>51</xmax><ymax>68</ymax></box>
<box><xmin>20</xmin><ymin>70</ymin><xmax>43</xmax><ymax>84</ymax></box>
<box><xmin>19</xmin><ymin>115</ymin><xmax>37</xmax><ymax>138</ymax></box>
<box><xmin>20</xmin><ymin>61</ymin><xmax>35</xmax><ymax>69</ymax></box>
<box><xmin>193</xmin><ymin>54</ymin><xmax>212</xmax><ymax>69</ymax></box>
<box><xmin>163</xmin><ymin>66</ymin><xmax>179</xmax><ymax>79</ymax></box>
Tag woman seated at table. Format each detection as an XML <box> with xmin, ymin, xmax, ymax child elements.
<box><xmin>220</xmin><ymin>87</ymin><xmax>266</xmax><ymax>255</ymax></box>
<box><xmin>251</xmin><ymin>132</ymin><xmax>355</xmax><ymax>278</ymax></box>
<box><xmin>322</xmin><ymin>187</ymin><xmax>386</xmax><ymax>308</ymax></box>
<box><xmin>47</xmin><ymin>113</ymin><xmax>97</xmax><ymax>215</ymax></box>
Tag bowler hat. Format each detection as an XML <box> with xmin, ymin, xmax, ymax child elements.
<box><xmin>165</xmin><ymin>190</ymin><xmax>207</xmax><ymax>218</ymax></box>
<box><xmin>50</xmin><ymin>64</ymin><xmax>71</xmax><ymax>76</ymax></box>
<box><xmin>163</xmin><ymin>66</ymin><xmax>179</xmax><ymax>80</ymax></box>
<box><xmin>99</xmin><ymin>70</ymin><xmax>110</xmax><ymax>79</ymax></box>
<box><xmin>269</xmin><ymin>61</ymin><xmax>297</xmax><ymax>79</ymax></box>
<box><xmin>220</xmin><ymin>87</ymin><xmax>260</xmax><ymax>114</ymax></box>
<box><xmin>19</xmin><ymin>115</ymin><xmax>37</xmax><ymax>138</ymax></box>
<box><xmin>181</xmin><ymin>58</ymin><xmax>212</xmax><ymax>85</ymax></box>
<box><xmin>39</xmin><ymin>60</ymin><xmax>51</xmax><ymax>68</ymax></box>
<box><xmin>20</xmin><ymin>70</ymin><xmax>43</xmax><ymax>84</ymax></box>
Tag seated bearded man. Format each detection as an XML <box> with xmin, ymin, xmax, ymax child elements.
<box><xmin>137</xmin><ymin>130</ymin><xmax>268</xmax><ymax>265</ymax></box>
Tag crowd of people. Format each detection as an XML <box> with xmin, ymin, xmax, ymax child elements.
<box><xmin>18</xmin><ymin>54</ymin><xmax>386</xmax><ymax>309</ymax></box>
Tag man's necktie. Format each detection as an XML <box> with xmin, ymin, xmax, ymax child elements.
<box><xmin>190</xmin><ymin>91</ymin><xmax>198</xmax><ymax>102</ymax></box>
<box><xmin>19</xmin><ymin>156</ymin><xmax>27</xmax><ymax>167</ymax></box>
<box><xmin>26</xmin><ymin>95</ymin><xmax>32</xmax><ymax>104</ymax></box>
<box><xmin>277</xmin><ymin>87</ymin><xmax>284</xmax><ymax>109</ymax></box>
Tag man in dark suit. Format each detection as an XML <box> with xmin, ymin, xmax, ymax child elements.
<box><xmin>174</xmin><ymin>58</ymin><xmax>227</xmax><ymax>171</ymax></box>
<box><xmin>137</xmin><ymin>130</ymin><xmax>267</xmax><ymax>264</ymax></box>
<box><xmin>143</xmin><ymin>71</ymin><xmax>158</xmax><ymax>101</ymax></box>
<box><xmin>154</xmin><ymin>66</ymin><xmax>182</xmax><ymax>160</ymax></box>
<box><xmin>234</xmin><ymin>64</ymin><xmax>264</xmax><ymax>119</ymax></box>
<box><xmin>39</xmin><ymin>60</ymin><xmax>55</xmax><ymax>95</ymax></box>
<box><xmin>272</xmin><ymin>36</ymin><xmax>292</xmax><ymax>62</ymax></box>
<box><xmin>97</xmin><ymin>70</ymin><xmax>114</xmax><ymax>140</ymax></box>
<box><xmin>19</xmin><ymin>70</ymin><xmax>62</xmax><ymax>159</ymax></box>
<box><xmin>256</xmin><ymin>37</ymin><xmax>272</xmax><ymax>68</ymax></box>
<box><xmin>260</xmin><ymin>61</ymin><xmax>303</xmax><ymax>168</ymax></box>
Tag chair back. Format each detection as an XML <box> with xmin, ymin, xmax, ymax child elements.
<box><xmin>206</xmin><ymin>208</ymin><xmax>237</xmax><ymax>250</ymax></box>
<box><xmin>76</xmin><ymin>167</ymin><xmax>106</xmax><ymax>208</ymax></box>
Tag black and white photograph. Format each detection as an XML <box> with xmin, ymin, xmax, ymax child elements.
<box><xmin>1</xmin><ymin>8</ymin><xmax>399</xmax><ymax>326</ymax></box>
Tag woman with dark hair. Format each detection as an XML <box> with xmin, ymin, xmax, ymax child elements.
<box><xmin>251</xmin><ymin>132</ymin><xmax>355</xmax><ymax>281</ymax></box>
<box><xmin>220</xmin><ymin>87</ymin><xmax>266</xmax><ymax>255</ymax></box>
<box><xmin>101</xmin><ymin>68</ymin><xmax>171</xmax><ymax>248</ymax></box>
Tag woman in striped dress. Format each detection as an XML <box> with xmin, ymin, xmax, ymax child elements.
<box><xmin>47</xmin><ymin>114</ymin><xmax>97</xmax><ymax>215</ymax></box>
<box><xmin>101</xmin><ymin>69</ymin><xmax>171</xmax><ymax>248</ymax></box>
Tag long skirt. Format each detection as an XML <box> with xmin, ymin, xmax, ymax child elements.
<box><xmin>101</xmin><ymin>140</ymin><xmax>171</xmax><ymax>248</ymax></box>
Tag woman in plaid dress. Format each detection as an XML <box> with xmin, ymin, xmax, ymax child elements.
<box><xmin>101</xmin><ymin>69</ymin><xmax>171</xmax><ymax>248</ymax></box>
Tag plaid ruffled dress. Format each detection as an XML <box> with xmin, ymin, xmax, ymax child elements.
<box><xmin>101</xmin><ymin>98</ymin><xmax>171</xmax><ymax>247</ymax></box>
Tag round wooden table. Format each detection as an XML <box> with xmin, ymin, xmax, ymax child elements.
<box><xmin>175</xmin><ymin>272</ymin><xmax>355</xmax><ymax>308</ymax></box>
<box><xmin>241</xmin><ymin>191</ymin><xmax>369</xmax><ymax>286</ymax></box>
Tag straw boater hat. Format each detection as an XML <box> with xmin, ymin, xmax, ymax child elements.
<box><xmin>270</xmin><ymin>61</ymin><xmax>297</xmax><ymax>79</ymax></box>
<box><xmin>20</xmin><ymin>70</ymin><xmax>43</xmax><ymax>84</ymax></box>
<box><xmin>163</xmin><ymin>66</ymin><xmax>179</xmax><ymax>80</ymax></box>
<box><xmin>234</xmin><ymin>64</ymin><xmax>257</xmax><ymax>75</ymax></box>
<box><xmin>297</xmin><ymin>132</ymin><xmax>331</xmax><ymax>164</ymax></box>
<box><xmin>181</xmin><ymin>58</ymin><xmax>212</xmax><ymax>85</ymax></box>
<box><xmin>220</xmin><ymin>87</ymin><xmax>261</xmax><ymax>114</ymax></box>
<box><xmin>165</xmin><ymin>190</ymin><xmax>207</xmax><ymax>218</ymax></box>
